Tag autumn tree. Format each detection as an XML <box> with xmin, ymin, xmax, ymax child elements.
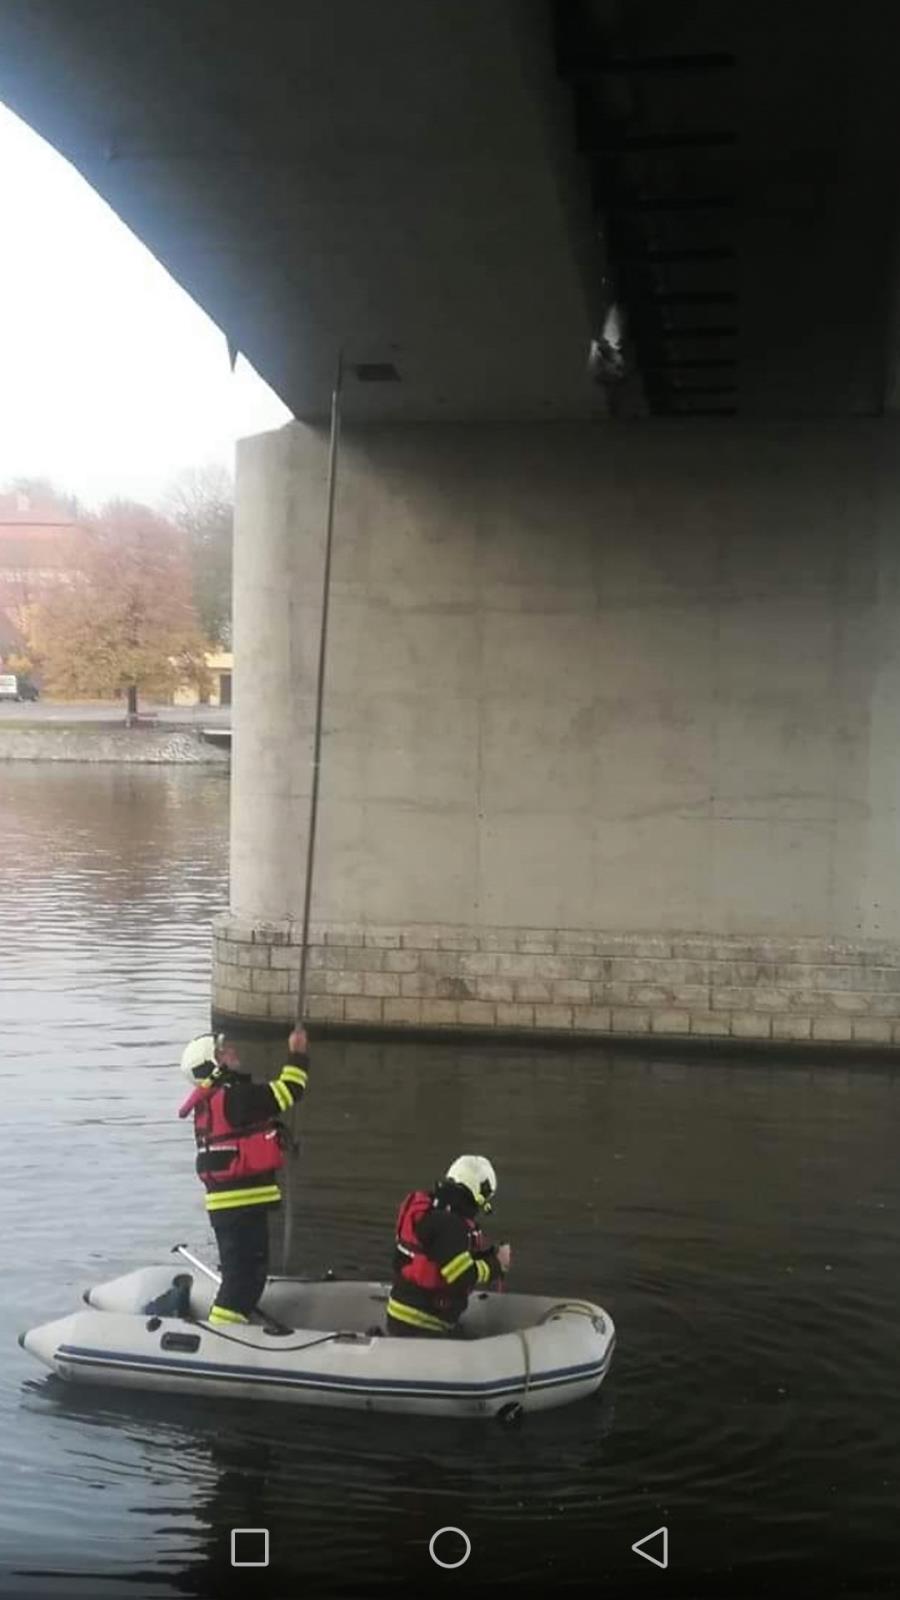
<box><xmin>30</xmin><ymin>500</ymin><xmax>210</xmax><ymax>719</ymax></box>
<box><xmin>164</xmin><ymin>465</ymin><xmax>233</xmax><ymax>648</ymax></box>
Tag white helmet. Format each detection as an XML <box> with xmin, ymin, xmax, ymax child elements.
<box><xmin>445</xmin><ymin>1154</ymin><xmax>498</xmax><ymax>1213</ymax></box>
<box><xmin>179</xmin><ymin>1034</ymin><xmax>220</xmax><ymax>1082</ymax></box>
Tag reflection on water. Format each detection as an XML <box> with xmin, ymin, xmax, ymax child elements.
<box><xmin>2</xmin><ymin>764</ymin><xmax>900</xmax><ymax>1598</ymax></box>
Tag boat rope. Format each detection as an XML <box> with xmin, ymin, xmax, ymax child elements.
<box><xmin>515</xmin><ymin>1327</ymin><xmax>533</xmax><ymax>1400</ymax></box>
<box><xmin>198</xmin><ymin>1323</ymin><xmax>341</xmax><ymax>1355</ymax></box>
<box><xmin>536</xmin><ymin>1300</ymin><xmax>602</xmax><ymax>1326</ymax></box>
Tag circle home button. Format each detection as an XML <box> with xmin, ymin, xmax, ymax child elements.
<box><xmin>428</xmin><ymin>1526</ymin><xmax>472</xmax><ymax>1569</ymax></box>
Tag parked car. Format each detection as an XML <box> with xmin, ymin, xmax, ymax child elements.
<box><xmin>0</xmin><ymin>674</ymin><xmax>39</xmax><ymax>702</ymax></box>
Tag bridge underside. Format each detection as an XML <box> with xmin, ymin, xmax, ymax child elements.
<box><xmin>3</xmin><ymin>2</ymin><xmax>900</xmax><ymax>1046</ymax></box>
<box><xmin>2</xmin><ymin>1</ymin><xmax>900</xmax><ymax>422</ymax></box>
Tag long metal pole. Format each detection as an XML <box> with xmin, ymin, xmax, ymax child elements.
<box><xmin>282</xmin><ymin>351</ymin><xmax>343</xmax><ymax>1274</ymax></box>
<box><xmin>297</xmin><ymin>350</ymin><xmax>343</xmax><ymax>1021</ymax></box>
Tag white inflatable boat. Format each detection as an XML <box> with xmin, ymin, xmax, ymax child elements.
<box><xmin>21</xmin><ymin>1261</ymin><xmax>615</xmax><ymax>1419</ymax></box>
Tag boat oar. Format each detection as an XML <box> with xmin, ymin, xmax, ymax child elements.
<box><xmin>172</xmin><ymin>1242</ymin><xmax>221</xmax><ymax>1287</ymax></box>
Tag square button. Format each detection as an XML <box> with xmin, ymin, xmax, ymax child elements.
<box><xmin>231</xmin><ymin>1528</ymin><xmax>269</xmax><ymax>1568</ymax></box>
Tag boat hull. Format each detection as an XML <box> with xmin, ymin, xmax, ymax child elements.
<box><xmin>21</xmin><ymin>1268</ymin><xmax>615</xmax><ymax>1418</ymax></box>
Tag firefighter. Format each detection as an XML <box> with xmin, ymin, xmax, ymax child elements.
<box><xmin>386</xmin><ymin>1154</ymin><xmax>511</xmax><ymax>1337</ymax></box>
<box><xmin>178</xmin><ymin>1026</ymin><xmax>309</xmax><ymax>1328</ymax></box>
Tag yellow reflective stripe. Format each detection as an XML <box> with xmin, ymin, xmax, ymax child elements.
<box><xmin>386</xmin><ymin>1297</ymin><xmax>452</xmax><ymax>1333</ymax></box>
<box><xmin>280</xmin><ymin>1065</ymin><xmax>308</xmax><ymax>1088</ymax></box>
<box><xmin>475</xmin><ymin>1258</ymin><xmax>492</xmax><ymax>1285</ymax></box>
<box><xmin>205</xmin><ymin>1185</ymin><xmax>281</xmax><ymax>1211</ymax></box>
<box><xmin>208</xmin><ymin>1305</ymin><xmax>249</xmax><ymax>1326</ymax></box>
<box><xmin>270</xmin><ymin>1079</ymin><xmax>291</xmax><ymax>1111</ymax></box>
<box><xmin>440</xmin><ymin>1250</ymin><xmax>473</xmax><ymax>1285</ymax></box>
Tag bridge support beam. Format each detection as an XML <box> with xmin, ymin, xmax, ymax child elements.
<box><xmin>214</xmin><ymin>418</ymin><xmax>900</xmax><ymax>1047</ymax></box>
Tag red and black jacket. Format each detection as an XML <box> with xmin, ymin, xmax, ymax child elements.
<box><xmin>387</xmin><ymin>1181</ymin><xmax>503</xmax><ymax>1333</ymax></box>
<box><xmin>179</xmin><ymin>1051</ymin><xmax>308</xmax><ymax>1213</ymax></box>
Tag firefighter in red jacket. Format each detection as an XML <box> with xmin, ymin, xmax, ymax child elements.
<box><xmin>178</xmin><ymin>1026</ymin><xmax>309</xmax><ymax>1328</ymax></box>
<box><xmin>387</xmin><ymin>1155</ymin><xmax>511</xmax><ymax>1337</ymax></box>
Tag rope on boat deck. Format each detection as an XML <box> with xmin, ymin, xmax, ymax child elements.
<box><xmin>511</xmin><ymin>1302</ymin><xmax>602</xmax><ymax>1406</ymax></box>
<box><xmin>515</xmin><ymin>1328</ymin><xmax>533</xmax><ymax>1401</ymax></box>
<box><xmin>197</xmin><ymin>1323</ymin><xmax>341</xmax><ymax>1355</ymax></box>
<box><xmin>536</xmin><ymin>1300</ymin><xmax>603</xmax><ymax>1326</ymax></box>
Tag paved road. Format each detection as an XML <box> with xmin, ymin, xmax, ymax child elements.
<box><xmin>0</xmin><ymin>699</ymin><xmax>231</xmax><ymax>726</ymax></box>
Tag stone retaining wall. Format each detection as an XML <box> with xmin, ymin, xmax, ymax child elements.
<box><xmin>212</xmin><ymin>917</ymin><xmax>900</xmax><ymax>1046</ymax></box>
<box><xmin>0</xmin><ymin>727</ymin><xmax>229</xmax><ymax>763</ymax></box>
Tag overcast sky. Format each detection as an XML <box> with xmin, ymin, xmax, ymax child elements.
<box><xmin>0</xmin><ymin>101</ymin><xmax>292</xmax><ymax>510</ymax></box>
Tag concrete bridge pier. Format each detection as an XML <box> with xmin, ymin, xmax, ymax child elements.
<box><xmin>213</xmin><ymin>417</ymin><xmax>900</xmax><ymax>1048</ymax></box>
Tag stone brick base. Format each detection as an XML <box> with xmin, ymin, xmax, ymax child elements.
<box><xmin>211</xmin><ymin>917</ymin><xmax>900</xmax><ymax>1048</ymax></box>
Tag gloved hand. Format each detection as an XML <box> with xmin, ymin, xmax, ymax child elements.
<box><xmin>496</xmin><ymin>1242</ymin><xmax>512</xmax><ymax>1275</ymax></box>
<box><xmin>288</xmin><ymin>1025</ymin><xmax>308</xmax><ymax>1054</ymax></box>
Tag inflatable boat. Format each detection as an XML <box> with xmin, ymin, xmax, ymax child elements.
<box><xmin>20</xmin><ymin>1260</ymin><xmax>615</xmax><ymax>1419</ymax></box>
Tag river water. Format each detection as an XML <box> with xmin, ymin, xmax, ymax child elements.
<box><xmin>1</xmin><ymin>763</ymin><xmax>899</xmax><ymax>1599</ymax></box>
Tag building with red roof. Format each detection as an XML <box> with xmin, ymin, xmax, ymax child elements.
<box><xmin>0</xmin><ymin>489</ymin><xmax>86</xmax><ymax>662</ymax></box>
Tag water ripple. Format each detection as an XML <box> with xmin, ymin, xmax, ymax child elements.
<box><xmin>2</xmin><ymin>765</ymin><xmax>900</xmax><ymax>1596</ymax></box>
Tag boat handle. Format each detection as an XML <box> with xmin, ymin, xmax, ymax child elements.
<box><xmin>160</xmin><ymin>1331</ymin><xmax>202</xmax><ymax>1353</ymax></box>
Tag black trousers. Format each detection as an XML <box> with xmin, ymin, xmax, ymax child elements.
<box><xmin>210</xmin><ymin>1206</ymin><xmax>271</xmax><ymax>1319</ymax></box>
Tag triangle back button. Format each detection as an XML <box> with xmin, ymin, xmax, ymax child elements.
<box><xmin>631</xmin><ymin>1526</ymin><xmax>668</xmax><ymax>1569</ymax></box>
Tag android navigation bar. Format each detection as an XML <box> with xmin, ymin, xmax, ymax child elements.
<box><xmin>631</xmin><ymin>1526</ymin><xmax>669</xmax><ymax>1569</ymax></box>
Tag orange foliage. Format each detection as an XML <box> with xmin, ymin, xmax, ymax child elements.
<box><xmin>30</xmin><ymin>501</ymin><xmax>211</xmax><ymax>702</ymax></box>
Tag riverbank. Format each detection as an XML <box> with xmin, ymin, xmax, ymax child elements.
<box><xmin>0</xmin><ymin>721</ymin><xmax>229</xmax><ymax>763</ymax></box>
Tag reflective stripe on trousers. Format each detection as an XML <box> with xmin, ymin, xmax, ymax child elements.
<box><xmin>205</xmin><ymin>1184</ymin><xmax>281</xmax><ymax>1212</ymax></box>
<box><xmin>386</xmin><ymin>1296</ymin><xmax>453</xmax><ymax>1334</ymax></box>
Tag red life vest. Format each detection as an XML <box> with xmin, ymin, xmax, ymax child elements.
<box><xmin>395</xmin><ymin>1190</ymin><xmax>483</xmax><ymax>1292</ymax></box>
<box><xmin>178</xmin><ymin>1082</ymin><xmax>283</xmax><ymax>1188</ymax></box>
